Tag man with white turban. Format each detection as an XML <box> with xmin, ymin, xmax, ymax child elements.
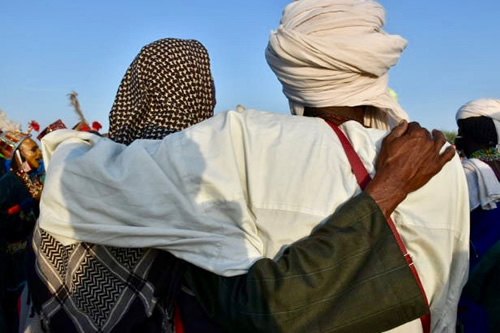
<box><xmin>35</xmin><ymin>1</ymin><xmax>468</xmax><ymax>332</ymax></box>
<box><xmin>455</xmin><ymin>99</ymin><xmax>500</xmax><ymax>191</ymax></box>
<box><xmin>263</xmin><ymin>0</ymin><xmax>470</xmax><ymax>332</ymax></box>
<box><xmin>454</xmin><ymin>99</ymin><xmax>500</xmax><ymax>332</ymax></box>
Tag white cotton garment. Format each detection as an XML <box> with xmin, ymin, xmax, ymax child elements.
<box><xmin>265</xmin><ymin>0</ymin><xmax>409</xmax><ymax>128</ymax></box>
<box><xmin>462</xmin><ymin>158</ymin><xmax>500</xmax><ymax>210</ymax></box>
<box><xmin>39</xmin><ymin>108</ymin><xmax>469</xmax><ymax>332</ymax></box>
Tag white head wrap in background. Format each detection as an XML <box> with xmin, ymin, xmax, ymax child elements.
<box><xmin>456</xmin><ymin>98</ymin><xmax>500</xmax><ymax>146</ymax></box>
<box><xmin>456</xmin><ymin>98</ymin><xmax>500</xmax><ymax>210</ymax></box>
<box><xmin>266</xmin><ymin>0</ymin><xmax>409</xmax><ymax>129</ymax></box>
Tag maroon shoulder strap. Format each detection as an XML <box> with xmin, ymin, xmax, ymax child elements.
<box><xmin>326</xmin><ymin>120</ymin><xmax>431</xmax><ymax>333</ymax></box>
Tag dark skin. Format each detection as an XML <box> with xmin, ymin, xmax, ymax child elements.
<box><xmin>304</xmin><ymin>106</ymin><xmax>456</xmax><ymax>218</ymax></box>
<box><xmin>366</xmin><ymin>121</ymin><xmax>455</xmax><ymax>217</ymax></box>
<box><xmin>16</xmin><ymin>138</ymin><xmax>43</xmax><ymax>171</ymax></box>
<box><xmin>455</xmin><ymin>116</ymin><xmax>498</xmax><ymax>159</ymax></box>
<box><xmin>455</xmin><ymin>126</ymin><xmax>482</xmax><ymax>158</ymax></box>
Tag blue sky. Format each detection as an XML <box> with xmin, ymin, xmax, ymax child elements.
<box><xmin>1</xmin><ymin>1</ymin><xmax>499</xmax><ymax>133</ymax></box>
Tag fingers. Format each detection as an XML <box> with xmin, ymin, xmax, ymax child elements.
<box><xmin>399</xmin><ymin>124</ymin><xmax>451</xmax><ymax>155</ymax></box>
<box><xmin>386</xmin><ymin>120</ymin><xmax>408</xmax><ymax>139</ymax></box>
<box><xmin>373</xmin><ymin>121</ymin><xmax>457</xmax><ymax>202</ymax></box>
<box><xmin>429</xmin><ymin>129</ymin><xmax>456</xmax><ymax>166</ymax></box>
<box><xmin>431</xmin><ymin>129</ymin><xmax>446</xmax><ymax>142</ymax></box>
<box><xmin>439</xmin><ymin>145</ymin><xmax>456</xmax><ymax>164</ymax></box>
<box><xmin>431</xmin><ymin>129</ymin><xmax>448</xmax><ymax>150</ymax></box>
<box><xmin>407</xmin><ymin>122</ymin><xmax>432</xmax><ymax>139</ymax></box>
<box><xmin>387</xmin><ymin>121</ymin><xmax>432</xmax><ymax>141</ymax></box>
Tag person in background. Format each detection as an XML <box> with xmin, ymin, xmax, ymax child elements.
<box><xmin>0</xmin><ymin>122</ymin><xmax>44</xmax><ymax>333</ymax></box>
<box><xmin>0</xmin><ymin>112</ymin><xmax>20</xmax><ymax>178</ymax></box>
<box><xmin>455</xmin><ymin>99</ymin><xmax>500</xmax><ymax>333</ymax></box>
<box><xmin>0</xmin><ymin>156</ymin><xmax>7</xmax><ymax>177</ymax></box>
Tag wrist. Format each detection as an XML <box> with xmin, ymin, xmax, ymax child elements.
<box><xmin>365</xmin><ymin>178</ymin><xmax>407</xmax><ymax>218</ymax></box>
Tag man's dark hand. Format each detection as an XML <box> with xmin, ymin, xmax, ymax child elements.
<box><xmin>365</xmin><ymin>120</ymin><xmax>456</xmax><ymax>218</ymax></box>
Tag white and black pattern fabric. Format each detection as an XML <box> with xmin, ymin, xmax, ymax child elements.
<box><xmin>28</xmin><ymin>227</ymin><xmax>185</xmax><ymax>333</ymax></box>
<box><xmin>28</xmin><ymin>38</ymin><xmax>214</xmax><ymax>333</ymax></box>
<box><xmin>109</xmin><ymin>38</ymin><xmax>215</xmax><ymax>145</ymax></box>
<box><xmin>31</xmin><ymin>228</ymin><xmax>156</xmax><ymax>332</ymax></box>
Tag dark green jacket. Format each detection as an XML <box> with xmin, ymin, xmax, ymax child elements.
<box><xmin>184</xmin><ymin>192</ymin><xmax>427</xmax><ymax>333</ymax></box>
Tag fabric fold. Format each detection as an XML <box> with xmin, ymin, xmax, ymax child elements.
<box><xmin>462</xmin><ymin>158</ymin><xmax>500</xmax><ymax>210</ymax></box>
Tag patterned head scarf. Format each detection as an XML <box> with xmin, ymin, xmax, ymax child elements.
<box><xmin>108</xmin><ymin>38</ymin><xmax>215</xmax><ymax>145</ymax></box>
<box><xmin>266</xmin><ymin>0</ymin><xmax>408</xmax><ymax>129</ymax></box>
<box><xmin>31</xmin><ymin>39</ymin><xmax>215</xmax><ymax>333</ymax></box>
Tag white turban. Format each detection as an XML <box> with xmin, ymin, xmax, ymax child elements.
<box><xmin>266</xmin><ymin>0</ymin><xmax>409</xmax><ymax>128</ymax></box>
<box><xmin>456</xmin><ymin>98</ymin><xmax>500</xmax><ymax>145</ymax></box>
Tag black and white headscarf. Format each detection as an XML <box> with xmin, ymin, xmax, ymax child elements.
<box><xmin>31</xmin><ymin>38</ymin><xmax>215</xmax><ymax>333</ymax></box>
<box><xmin>108</xmin><ymin>38</ymin><xmax>215</xmax><ymax>145</ymax></box>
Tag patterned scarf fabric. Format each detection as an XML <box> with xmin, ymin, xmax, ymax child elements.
<box><xmin>31</xmin><ymin>38</ymin><xmax>215</xmax><ymax>333</ymax></box>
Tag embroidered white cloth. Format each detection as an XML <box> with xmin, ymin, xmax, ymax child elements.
<box><xmin>265</xmin><ymin>0</ymin><xmax>408</xmax><ymax>128</ymax></box>
<box><xmin>462</xmin><ymin>158</ymin><xmax>500</xmax><ymax>210</ymax></box>
<box><xmin>39</xmin><ymin>108</ymin><xmax>469</xmax><ymax>332</ymax></box>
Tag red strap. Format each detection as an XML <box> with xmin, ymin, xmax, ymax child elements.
<box><xmin>326</xmin><ymin>121</ymin><xmax>431</xmax><ymax>333</ymax></box>
<box><xmin>328</xmin><ymin>123</ymin><xmax>371</xmax><ymax>189</ymax></box>
<box><xmin>174</xmin><ymin>303</ymin><xmax>185</xmax><ymax>333</ymax></box>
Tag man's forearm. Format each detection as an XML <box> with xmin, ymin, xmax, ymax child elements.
<box><xmin>184</xmin><ymin>192</ymin><xmax>427</xmax><ymax>333</ymax></box>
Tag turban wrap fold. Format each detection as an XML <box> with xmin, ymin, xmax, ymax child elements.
<box><xmin>266</xmin><ymin>0</ymin><xmax>409</xmax><ymax>128</ymax></box>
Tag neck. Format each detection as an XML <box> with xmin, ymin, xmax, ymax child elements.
<box><xmin>303</xmin><ymin>106</ymin><xmax>366</xmax><ymax>125</ymax></box>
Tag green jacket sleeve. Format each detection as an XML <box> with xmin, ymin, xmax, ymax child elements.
<box><xmin>184</xmin><ymin>192</ymin><xmax>428</xmax><ymax>333</ymax></box>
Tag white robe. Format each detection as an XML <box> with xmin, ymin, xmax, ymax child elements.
<box><xmin>462</xmin><ymin>158</ymin><xmax>500</xmax><ymax>210</ymax></box>
<box><xmin>39</xmin><ymin>108</ymin><xmax>469</xmax><ymax>332</ymax></box>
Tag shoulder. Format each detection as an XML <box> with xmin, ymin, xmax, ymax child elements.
<box><xmin>0</xmin><ymin>172</ymin><xmax>29</xmax><ymax>206</ymax></box>
<box><xmin>0</xmin><ymin>171</ymin><xmax>24</xmax><ymax>189</ymax></box>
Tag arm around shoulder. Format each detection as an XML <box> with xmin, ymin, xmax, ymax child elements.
<box><xmin>184</xmin><ymin>192</ymin><xmax>427</xmax><ymax>333</ymax></box>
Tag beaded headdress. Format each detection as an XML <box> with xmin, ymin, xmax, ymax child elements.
<box><xmin>0</xmin><ymin>130</ymin><xmax>31</xmax><ymax>159</ymax></box>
